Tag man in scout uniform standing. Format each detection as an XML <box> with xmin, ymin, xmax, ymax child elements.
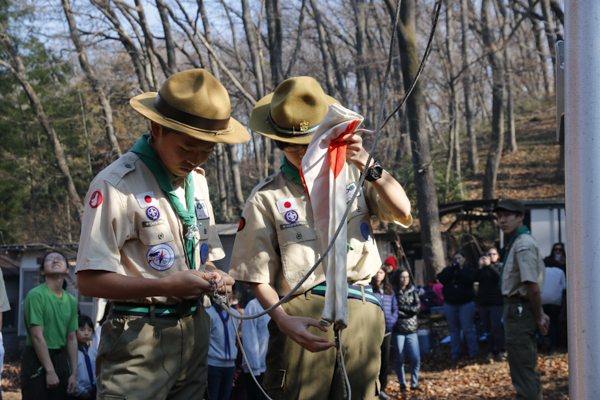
<box><xmin>76</xmin><ymin>69</ymin><xmax>249</xmax><ymax>400</ymax></box>
<box><xmin>495</xmin><ymin>199</ymin><xmax>549</xmax><ymax>400</ymax></box>
<box><xmin>229</xmin><ymin>76</ymin><xmax>412</xmax><ymax>399</ymax></box>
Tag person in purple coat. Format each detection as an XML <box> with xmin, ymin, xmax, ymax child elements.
<box><xmin>371</xmin><ymin>267</ymin><xmax>398</xmax><ymax>399</ymax></box>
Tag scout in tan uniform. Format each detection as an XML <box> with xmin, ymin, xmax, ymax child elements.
<box><xmin>229</xmin><ymin>77</ymin><xmax>412</xmax><ymax>400</ymax></box>
<box><xmin>76</xmin><ymin>69</ymin><xmax>249</xmax><ymax>400</ymax></box>
<box><xmin>495</xmin><ymin>199</ymin><xmax>549</xmax><ymax>400</ymax></box>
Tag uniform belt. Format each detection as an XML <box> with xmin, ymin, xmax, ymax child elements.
<box><xmin>503</xmin><ymin>296</ymin><xmax>529</xmax><ymax>304</ymax></box>
<box><xmin>111</xmin><ymin>299</ymin><xmax>199</xmax><ymax>319</ymax></box>
<box><xmin>311</xmin><ymin>283</ymin><xmax>381</xmax><ymax>306</ymax></box>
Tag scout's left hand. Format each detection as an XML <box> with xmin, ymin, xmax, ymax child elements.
<box><xmin>66</xmin><ymin>373</ymin><xmax>77</xmax><ymax>395</ymax></box>
<box><xmin>341</xmin><ymin>133</ymin><xmax>372</xmax><ymax>171</ymax></box>
<box><xmin>537</xmin><ymin>312</ymin><xmax>550</xmax><ymax>336</ymax></box>
<box><xmin>201</xmin><ymin>265</ymin><xmax>235</xmax><ymax>295</ymax></box>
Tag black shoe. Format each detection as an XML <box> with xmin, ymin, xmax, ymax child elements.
<box><xmin>411</xmin><ymin>385</ymin><xmax>423</xmax><ymax>391</ymax></box>
<box><xmin>400</xmin><ymin>385</ymin><xmax>407</xmax><ymax>393</ymax></box>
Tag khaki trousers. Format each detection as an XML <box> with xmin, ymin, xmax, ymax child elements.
<box><xmin>264</xmin><ymin>290</ymin><xmax>385</xmax><ymax>400</ymax></box>
<box><xmin>503</xmin><ymin>298</ymin><xmax>543</xmax><ymax>400</ymax></box>
<box><xmin>96</xmin><ymin>307</ymin><xmax>210</xmax><ymax>400</ymax></box>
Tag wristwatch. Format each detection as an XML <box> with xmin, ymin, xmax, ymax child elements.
<box><xmin>365</xmin><ymin>160</ymin><xmax>384</xmax><ymax>182</ymax></box>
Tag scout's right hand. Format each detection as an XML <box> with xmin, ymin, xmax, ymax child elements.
<box><xmin>276</xmin><ymin>314</ymin><xmax>336</xmax><ymax>353</ymax></box>
<box><xmin>46</xmin><ymin>369</ymin><xmax>60</xmax><ymax>389</ymax></box>
<box><xmin>165</xmin><ymin>270</ymin><xmax>222</xmax><ymax>298</ymax></box>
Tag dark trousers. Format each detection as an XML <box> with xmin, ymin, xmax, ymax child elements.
<box><xmin>543</xmin><ymin>304</ymin><xmax>561</xmax><ymax>349</ymax></box>
<box><xmin>480</xmin><ymin>305</ymin><xmax>505</xmax><ymax>354</ymax></box>
<box><xmin>503</xmin><ymin>298</ymin><xmax>542</xmax><ymax>400</ymax></box>
<box><xmin>379</xmin><ymin>333</ymin><xmax>392</xmax><ymax>391</ymax></box>
<box><xmin>21</xmin><ymin>346</ymin><xmax>70</xmax><ymax>400</ymax></box>
<box><xmin>207</xmin><ymin>365</ymin><xmax>235</xmax><ymax>400</ymax></box>
<box><xmin>243</xmin><ymin>373</ymin><xmax>267</xmax><ymax>400</ymax></box>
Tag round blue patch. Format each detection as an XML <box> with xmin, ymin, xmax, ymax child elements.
<box><xmin>361</xmin><ymin>222</ymin><xmax>371</xmax><ymax>241</ymax></box>
<box><xmin>146</xmin><ymin>206</ymin><xmax>160</xmax><ymax>221</ymax></box>
<box><xmin>200</xmin><ymin>242</ymin><xmax>209</xmax><ymax>265</ymax></box>
<box><xmin>146</xmin><ymin>243</ymin><xmax>175</xmax><ymax>271</ymax></box>
<box><xmin>285</xmin><ymin>210</ymin><xmax>299</xmax><ymax>224</ymax></box>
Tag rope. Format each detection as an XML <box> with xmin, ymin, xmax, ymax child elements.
<box><xmin>208</xmin><ymin>0</ymin><xmax>443</xmax><ymax>397</ymax></box>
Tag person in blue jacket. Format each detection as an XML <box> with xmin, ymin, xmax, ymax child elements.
<box><xmin>371</xmin><ymin>266</ymin><xmax>398</xmax><ymax>399</ymax></box>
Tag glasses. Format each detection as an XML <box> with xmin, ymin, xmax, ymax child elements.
<box><xmin>45</xmin><ymin>256</ymin><xmax>66</xmax><ymax>263</ymax></box>
<box><xmin>274</xmin><ymin>141</ymin><xmax>307</xmax><ymax>153</ymax></box>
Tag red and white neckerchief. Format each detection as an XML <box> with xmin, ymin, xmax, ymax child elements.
<box><xmin>301</xmin><ymin>103</ymin><xmax>364</xmax><ymax>330</ymax></box>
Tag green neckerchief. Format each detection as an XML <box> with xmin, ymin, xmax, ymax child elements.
<box><xmin>281</xmin><ymin>156</ymin><xmax>303</xmax><ymax>185</ymax></box>
<box><xmin>498</xmin><ymin>224</ymin><xmax>530</xmax><ymax>288</ymax></box>
<box><xmin>131</xmin><ymin>133</ymin><xmax>197</xmax><ymax>269</ymax></box>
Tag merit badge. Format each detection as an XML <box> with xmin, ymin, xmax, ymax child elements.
<box><xmin>195</xmin><ymin>199</ymin><xmax>209</xmax><ymax>220</ymax></box>
<box><xmin>345</xmin><ymin>182</ymin><xmax>361</xmax><ymax>203</ymax></box>
<box><xmin>147</xmin><ymin>244</ymin><xmax>175</xmax><ymax>271</ymax></box>
<box><xmin>200</xmin><ymin>242</ymin><xmax>209</xmax><ymax>265</ymax></box>
<box><xmin>285</xmin><ymin>210</ymin><xmax>299</xmax><ymax>224</ymax></box>
<box><xmin>238</xmin><ymin>217</ymin><xmax>246</xmax><ymax>232</ymax></box>
<box><xmin>89</xmin><ymin>191</ymin><xmax>103</xmax><ymax>208</ymax></box>
<box><xmin>276</xmin><ymin>198</ymin><xmax>298</xmax><ymax>214</ymax></box>
<box><xmin>136</xmin><ymin>192</ymin><xmax>158</xmax><ymax>209</ymax></box>
<box><xmin>146</xmin><ymin>206</ymin><xmax>160</xmax><ymax>221</ymax></box>
<box><xmin>361</xmin><ymin>222</ymin><xmax>372</xmax><ymax>241</ymax></box>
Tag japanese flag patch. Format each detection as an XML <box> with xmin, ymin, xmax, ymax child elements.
<box><xmin>276</xmin><ymin>198</ymin><xmax>298</xmax><ymax>214</ymax></box>
<box><xmin>136</xmin><ymin>192</ymin><xmax>158</xmax><ymax>209</ymax></box>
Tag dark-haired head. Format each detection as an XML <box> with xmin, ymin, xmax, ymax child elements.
<box><xmin>550</xmin><ymin>242</ymin><xmax>566</xmax><ymax>258</ymax></box>
<box><xmin>78</xmin><ymin>314</ymin><xmax>94</xmax><ymax>330</ymax></box>
<box><xmin>40</xmin><ymin>251</ymin><xmax>69</xmax><ymax>290</ymax></box>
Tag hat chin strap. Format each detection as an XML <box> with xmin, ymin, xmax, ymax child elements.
<box><xmin>154</xmin><ymin>92</ymin><xmax>231</xmax><ymax>132</ymax></box>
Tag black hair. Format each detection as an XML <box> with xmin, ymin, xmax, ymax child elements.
<box><xmin>550</xmin><ymin>242</ymin><xmax>566</xmax><ymax>258</ymax></box>
<box><xmin>40</xmin><ymin>251</ymin><xmax>69</xmax><ymax>290</ymax></box>
<box><xmin>396</xmin><ymin>268</ymin><xmax>412</xmax><ymax>288</ymax></box>
<box><xmin>453</xmin><ymin>249</ymin><xmax>467</xmax><ymax>258</ymax></box>
<box><xmin>78</xmin><ymin>314</ymin><xmax>94</xmax><ymax>330</ymax></box>
<box><xmin>370</xmin><ymin>268</ymin><xmax>394</xmax><ymax>296</ymax></box>
<box><xmin>274</xmin><ymin>140</ymin><xmax>291</xmax><ymax>151</ymax></box>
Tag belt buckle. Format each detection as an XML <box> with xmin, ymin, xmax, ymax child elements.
<box><xmin>176</xmin><ymin>301</ymin><xmax>193</xmax><ymax>318</ymax></box>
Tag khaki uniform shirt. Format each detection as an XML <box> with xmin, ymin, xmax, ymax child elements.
<box><xmin>229</xmin><ymin>165</ymin><xmax>412</xmax><ymax>296</ymax></box>
<box><xmin>501</xmin><ymin>233</ymin><xmax>545</xmax><ymax>298</ymax></box>
<box><xmin>76</xmin><ymin>152</ymin><xmax>224</xmax><ymax>304</ymax></box>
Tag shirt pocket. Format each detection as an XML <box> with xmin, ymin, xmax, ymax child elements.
<box><xmin>277</xmin><ymin>225</ymin><xmax>318</xmax><ymax>285</ymax></box>
<box><xmin>138</xmin><ymin>224</ymin><xmax>175</xmax><ymax>246</ymax></box>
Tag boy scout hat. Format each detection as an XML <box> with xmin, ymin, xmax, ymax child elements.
<box><xmin>130</xmin><ymin>69</ymin><xmax>250</xmax><ymax>144</ymax></box>
<box><xmin>250</xmin><ymin>76</ymin><xmax>338</xmax><ymax>145</ymax></box>
<box><xmin>494</xmin><ymin>199</ymin><xmax>525</xmax><ymax>214</ymax></box>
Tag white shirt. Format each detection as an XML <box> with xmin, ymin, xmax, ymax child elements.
<box><xmin>241</xmin><ymin>298</ymin><xmax>271</xmax><ymax>375</ymax></box>
<box><xmin>541</xmin><ymin>267</ymin><xmax>566</xmax><ymax>306</ymax></box>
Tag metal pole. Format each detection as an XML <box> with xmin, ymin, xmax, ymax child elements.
<box><xmin>565</xmin><ymin>1</ymin><xmax>600</xmax><ymax>398</ymax></box>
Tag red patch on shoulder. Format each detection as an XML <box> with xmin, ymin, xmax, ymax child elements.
<box><xmin>238</xmin><ymin>217</ymin><xmax>246</xmax><ymax>232</ymax></box>
<box><xmin>89</xmin><ymin>191</ymin><xmax>103</xmax><ymax>208</ymax></box>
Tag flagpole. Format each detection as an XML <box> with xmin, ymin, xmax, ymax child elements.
<box><xmin>564</xmin><ymin>0</ymin><xmax>600</xmax><ymax>398</ymax></box>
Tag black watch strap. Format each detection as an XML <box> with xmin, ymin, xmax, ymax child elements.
<box><xmin>365</xmin><ymin>160</ymin><xmax>383</xmax><ymax>182</ymax></box>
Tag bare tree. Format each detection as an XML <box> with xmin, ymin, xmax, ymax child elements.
<box><xmin>155</xmin><ymin>0</ymin><xmax>177</xmax><ymax>76</ymax></box>
<box><xmin>0</xmin><ymin>21</ymin><xmax>84</xmax><ymax>218</ymax></box>
<box><xmin>461</xmin><ymin>0</ymin><xmax>478</xmax><ymax>173</ymax></box>
<box><xmin>62</xmin><ymin>0</ymin><xmax>122</xmax><ymax>158</ymax></box>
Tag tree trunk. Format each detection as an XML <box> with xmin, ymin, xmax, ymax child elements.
<box><xmin>527</xmin><ymin>0</ymin><xmax>551</xmax><ymax>96</ymax></box>
<box><xmin>310</xmin><ymin>0</ymin><xmax>336</xmax><ymax>96</ymax></box>
<box><xmin>540</xmin><ymin>0</ymin><xmax>557</xmax><ymax>83</ymax></box>
<box><xmin>62</xmin><ymin>0</ymin><xmax>122</xmax><ymax>158</ymax></box>
<box><xmin>387</xmin><ymin>0</ymin><xmax>446</xmax><ymax>275</ymax></box>
<box><xmin>198</xmin><ymin>0</ymin><xmax>220</xmax><ymax>80</ymax></box>
<box><xmin>506</xmin><ymin>59</ymin><xmax>517</xmax><ymax>153</ymax></box>
<box><xmin>353</xmin><ymin>0</ymin><xmax>371</xmax><ymax>124</ymax></box>
<box><xmin>226</xmin><ymin>145</ymin><xmax>245</xmax><ymax>215</ymax></box>
<box><xmin>0</xmin><ymin>22</ymin><xmax>84</xmax><ymax>218</ymax></box>
<box><xmin>461</xmin><ymin>0</ymin><xmax>477</xmax><ymax>173</ymax></box>
<box><xmin>155</xmin><ymin>0</ymin><xmax>177</xmax><ymax>77</ymax></box>
<box><xmin>132</xmin><ymin>0</ymin><xmax>165</xmax><ymax>89</ymax></box>
<box><xmin>481</xmin><ymin>0</ymin><xmax>505</xmax><ymax>199</ymax></box>
<box><xmin>220</xmin><ymin>0</ymin><xmax>246</xmax><ymax>81</ymax></box>
<box><xmin>241</xmin><ymin>0</ymin><xmax>266</xmax><ymax>99</ymax></box>
<box><xmin>216</xmin><ymin>143</ymin><xmax>229</xmax><ymax>217</ymax></box>
<box><xmin>265</xmin><ymin>0</ymin><xmax>284</xmax><ymax>88</ymax></box>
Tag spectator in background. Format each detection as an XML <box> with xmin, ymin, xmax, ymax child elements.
<box><xmin>207</xmin><ymin>300</ymin><xmax>239</xmax><ymax>400</ymax></box>
<box><xmin>70</xmin><ymin>315</ymin><xmax>96</xmax><ymax>399</ymax></box>
<box><xmin>392</xmin><ymin>269</ymin><xmax>421</xmax><ymax>393</ymax></box>
<box><xmin>21</xmin><ymin>251</ymin><xmax>78</xmax><ymax>400</ymax></box>
<box><xmin>541</xmin><ymin>264</ymin><xmax>566</xmax><ymax>352</ymax></box>
<box><xmin>371</xmin><ymin>267</ymin><xmax>398</xmax><ymax>400</ymax></box>
<box><xmin>383</xmin><ymin>256</ymin><xmax>398</xmax><ymax>287</ymax></box>
<box><xmin>241</xmin><ymin>298</ymin><xmax>270</xmax><ymax>400</ymax></box>
<box><xmin>543</xmin><ymin>243</ymin><xmax>566</xmax><ymax>274</ymax></box>
<box><xmin>0</xmin><ymin>268</ymin><xmax>11</xmax><ymax>400</ymax></box>
<box><xmin>437</xmin><ymin>250</ymin><xmax>479</xmax><ymax>362</ymax></box>
<box><xmin>474</xmin><ymin>247</ymin><xmax>506</xmax><ymax>361</ymax></box>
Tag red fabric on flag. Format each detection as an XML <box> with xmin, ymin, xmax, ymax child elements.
<box><xmin>329</xmin><ymin>120</ymin><xmax>359</xmax><ymax>179</ymax></box>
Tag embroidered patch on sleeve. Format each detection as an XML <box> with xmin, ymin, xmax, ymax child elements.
<box><xmin>516</xmin><ymin>247</ymin><xmax>531</xmax><ymax>254</ymax></box>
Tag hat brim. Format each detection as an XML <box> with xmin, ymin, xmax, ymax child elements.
<box><xmin>249</xmin><ymin>92</ymin><xmax>339</xmax><ymax>145</ymax></box>
<box><xmin>130</xmin><ymin>92</ymin><xmax>250</xmax><ymax>144</ymax></box>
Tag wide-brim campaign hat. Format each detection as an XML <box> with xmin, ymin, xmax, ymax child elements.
<box><xmin>250</xmin><ymin>76</ymin><xmax>338</xmax><ymax>145</ymax></box>
<box><xmin>130</xmin><ymin>69</ymin><xmax>250</xmax><ymax>144</ymax></box>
